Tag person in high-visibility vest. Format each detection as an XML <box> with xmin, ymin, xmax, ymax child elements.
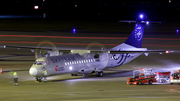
<box><xmin>42</xmin><ymin>67</ymin><xmax>47</xmax><ymax>82</ymax></box>
<box><xmin>13</xmin><ymin>72</ymin><xmax>18</xmax><ymax>86</ymax></box>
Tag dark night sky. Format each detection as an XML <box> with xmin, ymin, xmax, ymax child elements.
<box><xmin>0</xmin><ymin>0</ymin><xmax>180</xmax><ymax>21</ymax></box>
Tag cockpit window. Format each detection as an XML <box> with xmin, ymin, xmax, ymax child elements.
<box><xmin>34</xmin><ymin>61</ymin><xmax>50</xmax><ymax>65</ymax></box>
<box><xmin>37</xmin><ymin>61</ymin><xmax>43</xmax><ymax>65</ymax></box>
<box><xmin>44</xmin><ymin>61</ymin><xmax>50</xmax><ymax>65</ymax></box>
<box><xmin>34</xmin><ymin>61</ymin><xmax>37</xmax><ymax>65</ymax></box>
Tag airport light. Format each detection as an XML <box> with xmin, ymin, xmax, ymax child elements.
<box><xmin>169</xmin><ymin>0</ymin><xmax>171</xmax><ymax>3</ymax></box>
<box><xmin>177</xmin><ymin>30</ymin><xmax>179</xmax><ymax>35</ymax></box>
<box><xmin>34</xmin><ymin>5</ymin><xmax>39</xmax><ymax>10</ymax></box>
<box><xmin>73</xmin><ymin>28</ymin><xmax>76</xmax><ymax>33</ymax></box>
<box><xmin>140</xmin><ymin>14</ymin><xmax>144</xmax><ymax>19</ymax></box>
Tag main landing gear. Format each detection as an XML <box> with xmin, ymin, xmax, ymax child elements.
<box><xmin>96</xmin><ymin>71</ymin><xmax>105</xmax><ymax>77</ymax></box>
<box><xmin>71</xmin><ymin>73</ymin><xmax>78</xmax><ymax>76</ymax></box>
<box><xmin>71</xmin><ymin>71</ymin><xmax>105</xmax><ymax>77</ymax></box>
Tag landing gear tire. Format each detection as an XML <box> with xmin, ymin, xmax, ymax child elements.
<box><xmin>36</xmin><ymin>77</ymin><xmax>42</xmax><ymax>82</ymax></box>
<box><xmin>71</xmin><ymin>74</ymin><xmax>78</xmax><ymax>76</ymax></box>
<box><xmin>137</xmin><ymin>81</ymin><xmax>141</xmax><ymax>85</ymax></box>
<box><xmin>149</xmin><ymin>80</ymin><xmax>153</xmax><ymax>85</ymax></box>
<box><xmin>96</xmin><ymin>71</ymin><xmax>103</xmax><ymax>77</ymax></box>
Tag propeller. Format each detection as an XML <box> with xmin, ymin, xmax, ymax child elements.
<box><xmin>84</xmin><ymin>42</ymin><xmax>109</xmax><ymax>70</ymax></box>
<box><xmin>35</xmin><ymin>41</ymin><xmax>58</xmax><ymax>59</ymax></box>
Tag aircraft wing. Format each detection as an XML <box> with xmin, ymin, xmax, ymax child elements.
<box><xmin>3</xmin><ymin>45</ymin><xmax>74</xmax><ymax>51</ymax></box>
<box><xmin>109</xmin><ymin>50</ymin><xmax>173</xmax><ymax>56</ymax></box>
<box><xmin>2</xmin><ymin>45</ymin><xmax>173</xmax><ymax>54</ymax></box>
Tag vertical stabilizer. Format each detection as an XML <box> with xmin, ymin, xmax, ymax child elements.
<box><xmin>124</xmin><ymin>23</ymin><xmax>145</xmax><ymax>48</ymax></box>
<box><xmin>112</xmin><ymin>22</ymin><xmax>145</xmax><ymax>50</ymax></box>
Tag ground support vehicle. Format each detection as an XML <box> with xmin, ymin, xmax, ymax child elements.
<box><xmin>170</xmin><ymin>70</ymin><xmax>180</xmax><ymax>85</ymax></box>
<box><xmin>155</xmin><ymin>72</ymin><xmax>171</xmax><ymax>83</ymax></box>
<box><xmin>127</xmin><ymin>68</ymin><xmax>157</xmax><ymax>85</ymax></box>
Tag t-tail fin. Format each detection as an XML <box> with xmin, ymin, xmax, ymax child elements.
<box><xmin>112</xmin><ymin>22</ymin><xmax>145</xmax><ymax>50</ymax></box>
<box><xmin>111</xmin><ymin>15</ymin><xmax>161</xmax><ymax>50</ymax></box>
<box><xmin>124</xmin><ymin>23</ymin><xmax>145</xmax><ymax>48</ymax></box>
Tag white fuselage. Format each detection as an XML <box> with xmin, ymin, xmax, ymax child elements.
<box><xmin>29</xmin><ymin>51</ymin><xmax>142</xmax><ymax>77</ymax></box>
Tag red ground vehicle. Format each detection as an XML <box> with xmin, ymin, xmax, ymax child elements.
<box><xmin>127</xmin><ymin>68</ymin><xmax>157</xmax><ymax>85</ymax></box>
<box><xmin>155</xmin><ymin>72</ymin><xmax>171</xmax><ymax>83</ymax></box>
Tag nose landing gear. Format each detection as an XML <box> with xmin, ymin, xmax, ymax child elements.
<box><xmin>36</xmin><ymin>77</ymin><xmax>42</xmax><ymax>82</ymax></box>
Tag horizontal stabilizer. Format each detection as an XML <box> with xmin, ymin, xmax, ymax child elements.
<box><xmin>119</xmin><ymin>20</ymin><xmax>162</xmax><ymax>24</ymax></box>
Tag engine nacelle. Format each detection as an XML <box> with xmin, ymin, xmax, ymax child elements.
<box><xmin>36</xmin><ymin>50</ymin><xmax>60</xmax><ymax>59</ymax></box>
<box><xmin>49</xmin><ymin>50</ymin><xmax>59</xmax><ymax>57</ymax></box>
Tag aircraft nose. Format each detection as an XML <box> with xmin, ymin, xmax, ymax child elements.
<box><xmin>29</xmin><ymin>68</ymin><xmax>38</xmax><ymax>76</ymax></box>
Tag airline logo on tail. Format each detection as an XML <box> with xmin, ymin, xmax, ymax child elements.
<box><xmin>135</xmin><ymin>26</ymin><xmax>142</xmax><ymax>41</ymax></box>
<box><xmin>136</xmin><ymin>27</ymin><xmax>141</xmax><ymax>29</ymax></box>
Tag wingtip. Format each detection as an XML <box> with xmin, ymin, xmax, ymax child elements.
<box><xmin>166</xmin><ymin>50</ymin><xmax>175</xmax><ymax>53</ymax></box>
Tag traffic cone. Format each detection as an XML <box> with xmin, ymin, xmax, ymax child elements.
<box><xmin>0</xmin><ymin>68</ymin><xmax>3</xmax><ymax>74</ymax></box>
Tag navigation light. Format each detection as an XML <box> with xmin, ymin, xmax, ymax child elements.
<box><xmin>165</xmin><ymin>51</ymin><xmax>169</xmax><ymax>54</ymax></box>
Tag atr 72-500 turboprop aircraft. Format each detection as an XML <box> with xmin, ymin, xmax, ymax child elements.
<box><xmin>4</xmin><ymin>15</ymin><xmax>170</xmax><ymax>81</ymax></box>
